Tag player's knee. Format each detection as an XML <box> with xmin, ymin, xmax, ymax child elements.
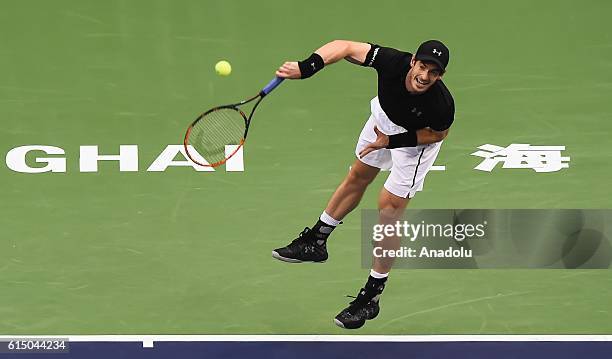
<box><xmin>347</xmin><ymin>168</ymin><xmax>375</xmax><ymax>188</ymax></box>
<box><xmin>378</xmin><ymin>204</ymin><xmax>405</xmax><ymax>223</ymax></box>
<box><xmin>378</xmin><ymin>189</ymin><xmax>409</xmax><ymax>212</ymax></box>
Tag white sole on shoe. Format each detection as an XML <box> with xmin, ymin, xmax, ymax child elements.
<box><xmin>271</xmin><ymin>251</ymin><xmax>326</xmax><ymax>263</ymax></box>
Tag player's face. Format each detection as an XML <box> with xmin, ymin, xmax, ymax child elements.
<box><xmin>407</xmin><ymin>59</ymin><xmax>443</xmax><ymax>93</ymax></box>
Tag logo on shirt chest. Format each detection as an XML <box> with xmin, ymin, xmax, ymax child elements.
<box><xmin>411</xmin><ymin>107</ymin><xmax>423</xmax><ymax>117</ymax></box>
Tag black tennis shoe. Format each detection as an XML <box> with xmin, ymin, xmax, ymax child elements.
<box><xmin>272</xmin><ymin>227</ymin><xmax>328</xmax><ymax>263</ymax></box>
<box><xmin>334</xmin><ymin>288</ymin><xmax>381</xmax><ymax>329</ymax></box>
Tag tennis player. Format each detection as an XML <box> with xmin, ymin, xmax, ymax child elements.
<box><xmin>272</xmin><ymin>40</ymin><xmax>454</xmax><ymax>329</ymax></box>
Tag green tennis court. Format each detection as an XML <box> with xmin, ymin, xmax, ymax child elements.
<box><xmin>1</xmin><ymin>0</ymin><xmax>611</xmax><ymax>334</ymax></box>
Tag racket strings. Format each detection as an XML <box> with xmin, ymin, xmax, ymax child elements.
<box><xmin>188</xmin><ymin>108</ymin><xmax>246</xmax><ymax>165</ymax></box>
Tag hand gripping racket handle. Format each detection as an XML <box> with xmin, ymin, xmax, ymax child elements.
<box><xmin>261</xmin><ymin>77</ymin><xmax>284</xmax><ymax>96</ymax></box>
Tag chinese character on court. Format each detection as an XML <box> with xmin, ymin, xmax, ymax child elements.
<box><xmin>471</xmin><ymin>144</ymin><xmax>570</xmax><ymax>173</ymax></box>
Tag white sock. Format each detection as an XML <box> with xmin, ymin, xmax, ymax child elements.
<box><xmin>320</xmin><ymin>211</ymin><xmax>342</xmax><ymax>227</ymax></box>
<box><xmin>370</xmin><ymin>269</ymin><xmax>389</xmax><ymax>279</ymax></box>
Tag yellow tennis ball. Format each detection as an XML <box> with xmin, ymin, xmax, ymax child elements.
<box><xmin>215</xmin><ymin>60</ymin><xmax>232</xmax><ymax>76</ymax></box>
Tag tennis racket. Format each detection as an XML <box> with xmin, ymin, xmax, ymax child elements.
<box><xmin>183</xmin><ymin>77</ymin><xmax>284</xmax><ymax>167</ymax></box>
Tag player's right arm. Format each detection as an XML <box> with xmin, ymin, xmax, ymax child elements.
<box><xmin>276</xmin><ymin>40</ymin><xmax>372</xmax><ymax>79</ymax></box>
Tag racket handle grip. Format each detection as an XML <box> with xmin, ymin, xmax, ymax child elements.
<box><xmin>261</xmin><ymin>77</ymin><xmax>284</xmax><ymax>96</ymax></box>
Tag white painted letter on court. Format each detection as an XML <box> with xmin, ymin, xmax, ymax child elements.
<box><xmin>471</xmin><ymin>144</ymin><xmax>570</xmax><ymax>173</ymax></box>
<box><xmin>6</xmin><ymin>145</ymin><xmax>67</xmax><ymax>173</ymax></box>
<box><xmin>80</xmin><ymin>145</ymin><xmax>139</xmax><ymax>172</ymax></box>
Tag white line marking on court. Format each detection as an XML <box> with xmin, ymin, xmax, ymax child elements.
<box><xmin>380</xmin><ymin>291</ymin><xmax>531</xmax><ymax>329</ymax></box>
<box><xmin>63</xmin><ymin>11</ymin><xmax>106</xmax><ymax>25</ymax></box>
<box><xmin>349</xmin><ymin>165</ymin><xmax>446</xmax><ymax>172</ymax></box>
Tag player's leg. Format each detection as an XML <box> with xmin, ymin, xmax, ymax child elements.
<box><xmin>272</xmin><ymin>115</ymin><xmax>390</xmax><ymax>263</ymax></box>
<box><xmin>324</xmin><ymin>159</ymin><xmax>380</xmax><ymax>220</ymax></box>
<box><xmin>373</xmin><ymin>188</ymin><xmax>410</xmax><ymax>273</ymax></box>
<box><xmin>335</xmin><ymin>141</ymin><xmax>443</xmax><ymax>329</ymax></box>
<box><xmin>271</xmin><ymin>159</ymin><xmax>380</xmax><ymax>263</ymax></box>
<box><xmin>334</xmin><ymin>188</ymin><xmax>409</xmax><ymax>329</ymax></box>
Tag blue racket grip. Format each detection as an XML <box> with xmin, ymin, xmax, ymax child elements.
<box><xmin>261</xmin><ymin>77</ymin><xmax>284</xmax><ymax>96</ymax></box>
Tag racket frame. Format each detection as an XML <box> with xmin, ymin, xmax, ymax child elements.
<box><xmin>183</xmin><ymin>77</ymin><xmax>283</xmax><ymax>168</ymax></box>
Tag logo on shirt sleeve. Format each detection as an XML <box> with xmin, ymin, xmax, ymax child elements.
<box><xmin>367</xmin><ymin>47</ymin><xmax>380</xmax><ymax>67</ymax></box>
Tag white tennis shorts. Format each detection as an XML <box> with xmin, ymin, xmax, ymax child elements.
<box><xmin>355</xmin><ymin>97</ymin><xmax>443</xmax><ymax>199</ymax></box>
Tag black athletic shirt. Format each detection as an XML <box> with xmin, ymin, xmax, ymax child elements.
<box><xmin>362</xmin><ymin>44</ymin><xmax>455</xmax><ymax>147</ymax></box>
